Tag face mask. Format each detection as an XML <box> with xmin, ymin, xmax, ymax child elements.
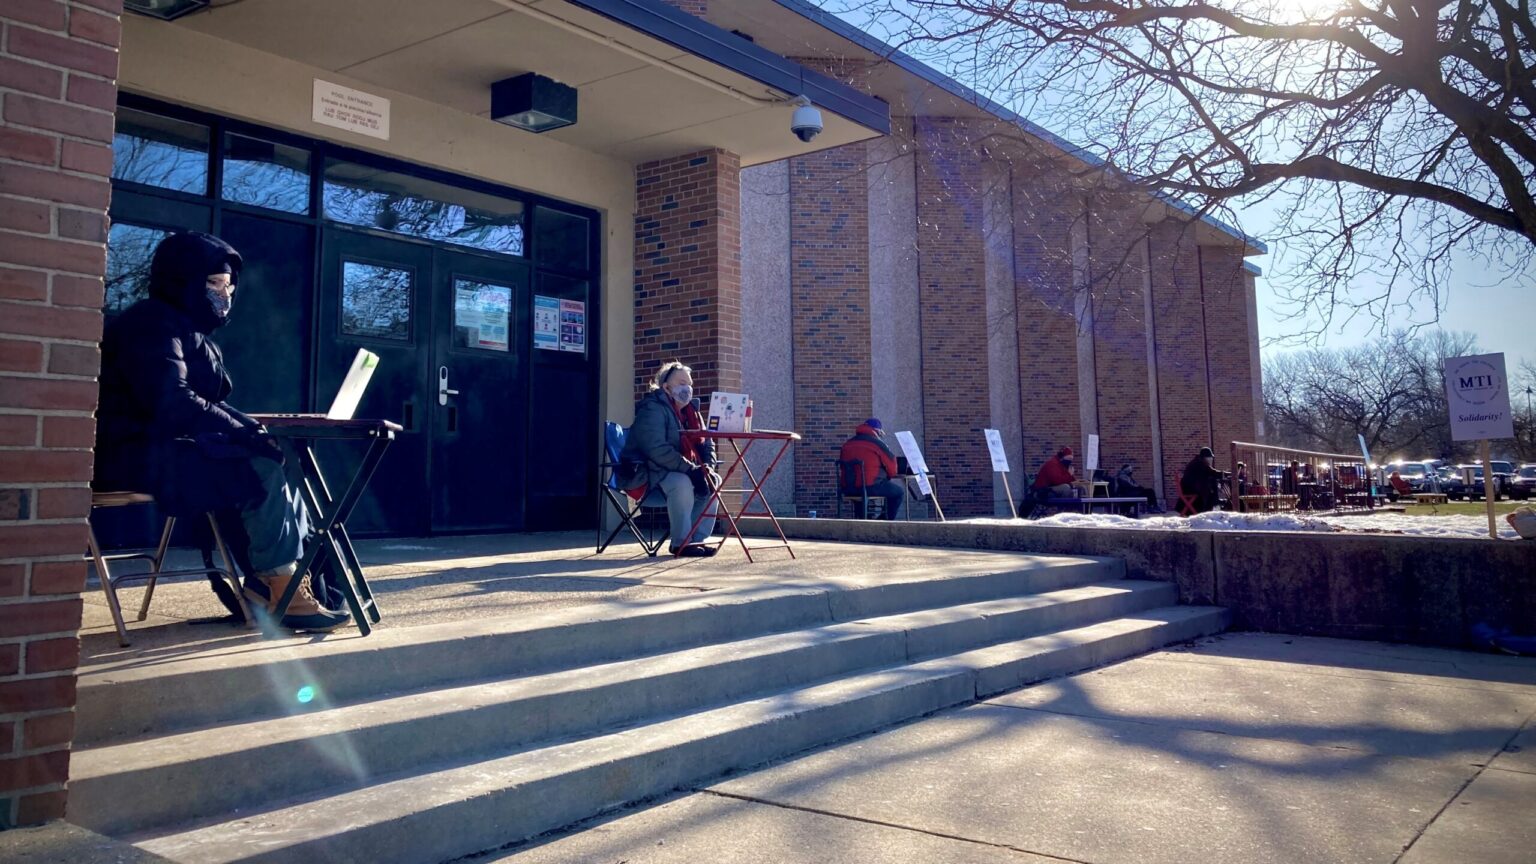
<box><xmin>206</xmin><ymin>284</ymin><xmax>232</xmax><ymax>318</ymax></box>
<box><xmin>671</xmin><ymin>384</ymin><xmax>693</xmax><ymax>405</ymax></box>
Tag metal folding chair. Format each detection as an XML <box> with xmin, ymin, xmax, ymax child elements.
<box><xmin>834</xmin><ymin>459</ymin><xmax>885</xmax><ymax>519</ymax></box>
<box><xmin>596</xmin><ymin>422</ymin><xmax>669</xmax><ymax>556</ymax></box>
<box><xmin>86</xmin><ymin>492</ymin><xmax>252</xmax><ymax>647</ymax></box>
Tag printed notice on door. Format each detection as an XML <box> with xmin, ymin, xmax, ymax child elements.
<box><xmin>454</xmin><ymin>281</ymin><xmax>510</xmax><ymax>352</ymax></box>
<box><xmin>313</xmin><ymin>80</ymin><xmax>390</xmax><ymax>140</ymax></box>
<box><xmin>533</xmin><ymin>295</ymin><xmax>560</xmax><ymax>351</ymax></box>
<box><xmin>559</xmin><ymin>299</ymin><xmax>586</xmax><ymax>354</ymax></box>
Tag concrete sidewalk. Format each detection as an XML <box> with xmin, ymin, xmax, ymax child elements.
<box><xmin>489</xmin><ymin>633</ymin><xmax>1536</xmax><ymax>864</ymax></box>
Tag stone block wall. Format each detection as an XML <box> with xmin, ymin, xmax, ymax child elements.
<box><xmin>0</xmin><ymin>0</ymin><xmax>122</xmax><ymax>828</ymax></box>
<box><xmin>632</xmin><ymin>149</ymin><xmax>741</xmax><ymax>400</ymax></box>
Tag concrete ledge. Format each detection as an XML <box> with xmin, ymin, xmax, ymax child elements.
<box><xmin>0</xmin><ymin>821</ymin><xmax>172</xmax><ymax>864</ymax></box>
<box><xmin>741</xmin><ymin>518</ymin><xmax>1536</xmax><ymax>649</ymax></box>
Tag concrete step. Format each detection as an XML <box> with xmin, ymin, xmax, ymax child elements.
<box><xmin>72</xmin><ymin>580</ymin><xmax>1176</xmax><ymax>836</ymax></box>
<box><xmin>77</xmin><ymin>554</ymin><xmax>1120</xmax><ymax>745</ymax></box>
<box><xmin>133</xmin><ymin>606</ymin><xmax>1228</xmax><ymax>864</ymax></box>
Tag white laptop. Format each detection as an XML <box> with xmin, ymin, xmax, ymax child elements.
<box><xmin>325</xmin><ymin>348</ymin><xmax>380</xmax><ymax>420</ymax></box>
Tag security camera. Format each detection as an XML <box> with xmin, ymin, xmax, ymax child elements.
<box><xmin>790</xmin><ymin>96</ymin><xmax>823</xmax><ymax>143</ymax></box>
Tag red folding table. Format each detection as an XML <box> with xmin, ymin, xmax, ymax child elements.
<box><xmin>682</xmin><ymin>429</ymin><xmax>800</xmax><ymax>561</ymax></box>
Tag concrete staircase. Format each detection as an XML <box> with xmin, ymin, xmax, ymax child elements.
<box><xmin>70</xmin><ymin>554</ymin><xmax>1227</xmax><ymax>864</ymax></box>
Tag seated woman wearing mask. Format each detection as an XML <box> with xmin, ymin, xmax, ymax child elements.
<box><xmin>619</xmin><ymin>361</ymin><xmax>721</xmax><ymax>557</ymax></box>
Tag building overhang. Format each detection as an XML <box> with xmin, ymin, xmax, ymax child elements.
<box><xmin>148</xmin><ymin>0</ymin><xmax>888</xmax><ymax>167</ymax></box>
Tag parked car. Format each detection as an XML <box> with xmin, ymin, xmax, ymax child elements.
<box><xmin>1436</xmin><ymin>467</ymin><xmax>1469</xmax><ymax>500</ymax></box>
<box><xmin>1382</xmin><ymin>461</ymin><xmax>1439</xmax><ymax>499</ymax></box>
<box><xmin>1452</xmin><ymin>463</ymin><xmax>1513</xmax><ymax>500</ymax></box>
<box><xmin>1511</xmin><ymin>465</ymin><xmax>1536</xmax><ymax>500</ymax></box>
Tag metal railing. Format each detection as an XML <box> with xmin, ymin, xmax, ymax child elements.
<box><xmin>1227</xmin><ymin>441</ymin><xmax>1375</xmax><ymax>512</ymax></box>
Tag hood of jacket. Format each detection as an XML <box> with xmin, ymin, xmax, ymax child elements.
<box><xmin>855</xmin><ymin>423</ymin><xmax>882</xmax><ymax>439</ymax></box>
<box><xmin>148</xmin><ymin>232</ymin><xmax>243</xmax><ymax>334</ymax></box>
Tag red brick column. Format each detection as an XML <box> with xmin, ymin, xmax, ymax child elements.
<box><xmin>1011</xmin><ymin>163</ymin><xmax>1082</xmax><ymax>477</ymax></box>
<box><xmin>1148</xmin><ymin>220</ymin><xmax>1212</xmax><ymax>499</ymax></box>
<box><xmin>0</xmin><ymin>0</ymin><xmax>120</xmax><ymax>828</ymax></box>
<box><xmin>633</xmin><ymin>149</ymin><xmax>742</xmax><ymax>400</ymax></box>
<box><xmin>914</xmin><ymin>118</ymin><xmax>992</xmax><ymax>516</ymax></box>
<box><xmin>789</xmin><ymin>142</ymin><xmax>872</xmax><ymax>516</ymax></box>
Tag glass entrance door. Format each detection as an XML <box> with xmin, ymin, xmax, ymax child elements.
<box><xmin>317</xmin><ymin>228</ymin><xmax>530</xmax><ymax>535</ymax></box>
<box><xmin>430</xmin><ymin>249</ymin><xmax>529</xmax><ymax>533</ymax></box>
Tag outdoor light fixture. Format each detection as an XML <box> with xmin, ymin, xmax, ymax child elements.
<box><xmin>123</xmin><ymin>0</ymin><xmax>208</xmax><ymax>20</ymax></box>
<box><xmin>491</xmin><ymin>73</ymin><xmax>578</xmax><ymax>133</ymax></box>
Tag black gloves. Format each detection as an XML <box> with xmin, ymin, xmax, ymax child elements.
<box><xmin>240</xmin><ymin>426</ymin><xmax>286</xmax><ymax>465</ymax></box>
<box><xmin>688</xmin><ymin>465</ymin><xmax>718</xmax><ymax>497</ymax></box>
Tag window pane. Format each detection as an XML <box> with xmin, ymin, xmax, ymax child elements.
<box><xmin>112</xmin><ymin>108</ymin><xmax>209</xmax><ymax>194</ymax></box>
<box><xmin>323</xmin><ymin>160</ymin><xmax>525</xmax><ymax>256</ymax></box>
<box><xmin>340</xmin><ymin>261</ymin><xmax>412</xmax><ymax>341</ymax></box>
<box><xmin>535</xmin><ymin>207</ymin><xmax>589</xmax><ymax>272</ymax></box>
<box><xmin>222</xmin><ymin>133</ymin><xmax>311</xmax><ymax>214</ymax></box>
<box><xmin>105</xmin><ymin>223</ymin><xmax>171</xmax><ymax>313</ymax></box>
<box><xmin>452</xmin><ymin>278</ymin><xmax>511</xmax><ymax>352</ymax></box>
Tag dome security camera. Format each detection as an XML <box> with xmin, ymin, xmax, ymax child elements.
<box><xmin>790</xmin><ymin>96</ymin><xmax>823</xmax><ymax>143</ymax></box>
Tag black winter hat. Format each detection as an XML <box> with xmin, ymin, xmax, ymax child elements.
<box><xmin>1198</xmin><ymin>447</ymin><xmax>1215</xmax><ymax>458</ymax></box>
<box><xmin>148</xmin><ymin>231</ymin><xmax>242</xmax><ymax>333</ymax></box>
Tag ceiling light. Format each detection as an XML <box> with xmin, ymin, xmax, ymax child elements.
<box><xmin>491</xmin><ymin>73</ymin><xmax>578</xmax><ymax>133</ymax></box>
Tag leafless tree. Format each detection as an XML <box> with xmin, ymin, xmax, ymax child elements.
<box><xmin>842</xmin><ymin>0</ymin><xmax>1535</xmax><ymax>334</ymax></box>
<box><xmin>1263</xmin><ymin>329</ymin><xmax>1489</xmax><ymax>457</ymax></box>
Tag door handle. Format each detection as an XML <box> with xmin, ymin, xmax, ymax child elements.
<box><xmin>438</xmin><ymin>366</ymin><xmax>459</xmax><ymax>406</ymax></box>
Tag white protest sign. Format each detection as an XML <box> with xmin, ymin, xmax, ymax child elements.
<box><xmin>313</xmin><ymin>80</ymin><xmax>391</xmax><ymax>140</ymax></box>
<box><xmin>1443</xmin><ymin>353</ymin><xmax>1515</xmax><ymax>441</ymax></box>
<box><xmin>983</xmin><ymin>429</ymin><xmax>1009</xmax><ymax>473</ymax></box>
<box><xmin>894</xmin><ymin>430</ymin><xmax>932</xmax><ymax>496</ymax></box>
<box><xmin>1085</xmin><ymin>434</ymin><xmax>1100</xmax><ymax>473</ymax></box>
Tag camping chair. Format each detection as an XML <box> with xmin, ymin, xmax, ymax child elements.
<box><xmin>834</xmin><ymin>460</ymin><xmax>886</xmax><ymax>519</ymax></box>
<box><xmin>596</xmin><ymin>421</ymin><xmax>669</xmax><ymax>556</ymax></box>
<box><xmin>1388</xmin><ymin>474</ymin><xmax>1415</xmax><ymax>498</ymax></box>
<box><xmin>87</xmin><ymin>492</ymin><xmax>251</xmax><ymax>647</ymax></box>
<box><xmin>1174</xmin><ymin>482</ymin><xmax>1200</xmax><ymax>517</ymax></box>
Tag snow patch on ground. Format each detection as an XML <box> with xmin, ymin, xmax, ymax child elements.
<box><xmin>970</xmin><ymin>511</ymin><xmax>1522</xmax><ymax>540</ymax></box>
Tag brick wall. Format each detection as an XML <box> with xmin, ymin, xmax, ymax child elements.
<box><xmin>0</xmin><ymin>0</ymin><xmax>121</xmax><ymax>828</ymax></box>
<box><xmin>1010</xmin><ymin>159</ymin><xmax>1083</xmax><ymax>480</ymax></box>
<box><xmin>632</xmin><ymin>149</ymin><xmax>742</xmax><ymax>400</ymax></box>
<box><xmin>1200</xmin><ymin>245</ymin><xmax>1258</xmax><ymax>466</ymax></box>
<box><xmin>913</xmin><ymin>118</ymin><xmax>992</xmax><ymax>516</ymax></box>
<box><xmin>1083</xmin><ymin>191</ymin><xmax>1154</xmax><ymax>495</ymax></box>
<box><xmin>1147</xmin><ymin>219</ymin><xmax>1212</xmax><ymax>499</ymax></box>
<box><xmin>789</xmin><ymin>141</ymin><xmax>872</xmax><ymax>516</ymax></box>
<box><xmin>657</xmin><ymin>0</ymin><xmax>707</xmax><ymax>16</ymax></box>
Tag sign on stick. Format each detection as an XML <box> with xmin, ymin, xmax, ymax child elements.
<box><xmin>894</xmin><ymin>431</ymin><xmax>932</xmax><ymax>496</ymax></box>
<box><xmin>1444</xmin><ymin>353</ymin><xmax>1515</xmax><ymax>441</ymax></box>
<box><xmin>983</xmin><ymin>429</ymin><xmax>1010</xmax><ymax>473</ymax></box>
<box><xmin>1085</xmin><ymin>434</ymin><xmax>1100</xmax><ymax>473</ymax></box>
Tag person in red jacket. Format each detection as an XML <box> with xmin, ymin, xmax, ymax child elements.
<box><xmin>838</xmin><ymin>418</ymin><xmax>904</xmax><ymax>519</ymax></box>
<box><xmin>1032</xmin><ymin>447</ymin><xmax>1077</xmax><ymax>498</ymax></box>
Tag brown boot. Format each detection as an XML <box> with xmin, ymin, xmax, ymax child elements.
<box><xmin>257</xmin><ymin>564</ymin><xmax>350</xmax><ymax>631</ymax></box>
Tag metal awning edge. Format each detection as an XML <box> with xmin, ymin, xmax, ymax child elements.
<box><xmin>561</xmin><ymin>0</ymin><xmax>891</xmax><ymax>136</ymax></box>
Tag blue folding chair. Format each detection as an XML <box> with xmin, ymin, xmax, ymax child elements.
<box><xmin>597</xmin><ymin>422</ymin><xmax>669</xmax><ymax>556</ymax></box>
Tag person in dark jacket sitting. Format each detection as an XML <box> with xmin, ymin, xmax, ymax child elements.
<box><xmin>618</xmin><ymin>361</ymin><xmax>720</xmax><ymax>557</ymax></box>
<box><xmin>93</xmin><ymin>232</ymin><xmax>347</xmax><ymax>631</ymax></box>
<box><xmin>1180</xmin><ymin>446</ymin><xmax>1229</xmax><ymax>514</ymax></box>
<box><xmin>837</xmin><ymin>418</ymin><xmax>904</xmax><ymax>519</ymax></box>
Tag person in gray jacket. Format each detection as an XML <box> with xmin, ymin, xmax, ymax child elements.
<box><xmin>619</xmin><ymin>361</ymin><xmax>720</xmax><ymax>557</ymax></box>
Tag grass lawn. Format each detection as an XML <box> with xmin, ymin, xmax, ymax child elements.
<box><xmin>1392</xmin><ymin>499</ymin><xmax>1530</xmax><ymax>517</ymax></box>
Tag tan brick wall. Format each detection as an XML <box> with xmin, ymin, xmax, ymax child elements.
<box><xmin>1201</xmin><ymin>245</ymin><xmax>1259</xmax><ymax>466</ymax></box>
<box><xmin>632</xmin><ymin>149</ymin><xmax>742</xmax><ymax>400</ymax></box>
<box><xmin>788</xmin><ymin>142</ymin><xmax>872</xmax><ymax>516</ymax></box>
<box><xmin>0</xmin><ymin>0</ymin><xmax>120</xmax><ymax>828</ymax></box>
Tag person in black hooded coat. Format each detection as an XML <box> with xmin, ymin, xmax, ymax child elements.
<box><xmin>93</xmin><ymin>232</ymin><xmax>347</xmax><ymax>631</ymax></box>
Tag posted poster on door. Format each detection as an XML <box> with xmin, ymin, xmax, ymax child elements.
<box><xmin>559</xmin><ymin>299</ymin><xmax>586</xmax><ymax>354</ymax></box>
<box><xmin>533</xmin><ymin>295</ymin><xmax>560</xmax><ymax>352</ymax></box>
<box><xmin>454</xmin><ymin>283</ymin><xmax>510</xmax><ymax>352</ymax></box>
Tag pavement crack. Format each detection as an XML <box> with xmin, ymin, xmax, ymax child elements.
<box><xmin>1392</xmin><ymin>716</ymin><xmax>1533</xmax><ymax>864</ymax></box>
<box><xmin>696</xmin><ymin>789</ymin><xmax>1096</xmax><ymax>863</ymax></box>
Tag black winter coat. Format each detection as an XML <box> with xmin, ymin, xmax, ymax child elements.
<box><xmin>93</xmin><ymin>232</ymin><xmax>268</xmax><ymax>516</ymax></box>
<box><xmin>618</xmin><ymin>390</ymin><xmax>717</xmax><ymax>491</ymax></box>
